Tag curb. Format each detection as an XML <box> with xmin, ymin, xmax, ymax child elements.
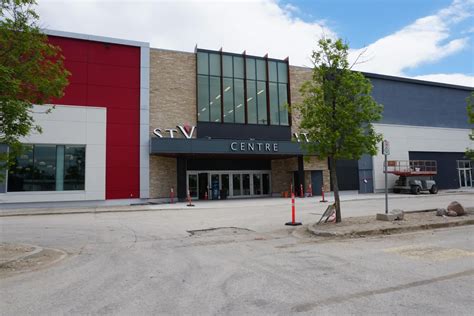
<box><xmin>307</xmin><ymin>219</ymin><xmax>474</xmax><ymax>238</ymax></box>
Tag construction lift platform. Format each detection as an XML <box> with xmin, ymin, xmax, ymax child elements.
<box><xmin>386</xmin><ymin>160</ymin><xmax>438</xmax><ymax>194</ymax></box>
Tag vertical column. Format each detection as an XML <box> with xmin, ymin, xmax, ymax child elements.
<box><xmin>177</xmin><ymin>157</ymin><xmax>187</xmax><ymax>200</ymax></box>
<box><xmin>264</xmin><ymin>54</ymin><xmax>270</xmax><ymax>125</ymax></box>
<box><xmin>140</xmin><ymin>44</ymin><xmax>151</xmax><ymax>199</ymax></box>
<box><xmin>297</xmin><ymin>155</ymin><xmax>305</xmax><ymax>194</ymax></box>
<box><xmin>56</xmin><ymin>145</ymin><xmax>65</xmax><ymax>191</ymax></box>
<box><xmin>285</xmin><ymin>57</ymin><xmax>292</xmax><ymax>126</ymax></box>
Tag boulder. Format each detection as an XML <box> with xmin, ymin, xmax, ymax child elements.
<box><xmin>447</xmin><ymin>210</ymin><xmax>458</xmax><ymax>217</ymax></box>
<box><xmin>436</xmin><ymin>208</ymin><xmax>447</xmax><ymax>216</ymax></box>
<box><xmin>447</xmin><ymin>201</ymin><xmax>465</xmax><ymax>216</ymax></box>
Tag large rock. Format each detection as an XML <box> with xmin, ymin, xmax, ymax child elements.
<box><xmin>447</xmin><ymin>210</ymin><xmax>458</xmax><ymax>217</ymax></box>
<box><xmin>447</xmin><ymin>201</ymin><xmax>465</xmax><ymax>216</ymax></box>
<box><xmin>436</xmin><ymin>208</ymin><xmax>447</xmax><ymax>216</ymax></box>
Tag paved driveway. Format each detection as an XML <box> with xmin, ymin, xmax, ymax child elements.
<box><xmin>1</xmin><ymin>193</ymin><xmax>473</xmax><ymax>314</ymax></box>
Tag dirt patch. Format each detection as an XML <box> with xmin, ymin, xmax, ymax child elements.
<box><xmin>0</xmin><ymin>243</ymin><xmax>38</xmax><ymax>264</ymax></box>
<box><xmin>0</xmin><ymin>243</ymin><xmax>67</xmax><ymax>278</ymax></box>
<box><xmin>384</xmin><ymin>245</ymin><xmax>474</xmax><ymax>261</ymax></box>
<box><xmin>309</xmin><ymin>210</ymin><xmax>474</xmax><ymax>238</ymax></box>
<box><xmin>187</xmin><ymin>227</ymin><xmax>254</xmax><ymax>237</ymax></box>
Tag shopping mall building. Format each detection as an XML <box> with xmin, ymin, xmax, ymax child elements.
<box><xmin>0</xmin><ymin>30</ymin><xmax>472</xmax><ymax>205</ymax></box>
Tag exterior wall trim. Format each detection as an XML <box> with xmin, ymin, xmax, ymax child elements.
<box><xmin>373</xmin><ymin>123</ymin><xmax>472</xmax><ymax>132</ymax></box>
<box><xmin>140</xmin><ymin>46</ymin><xmax>150</xmax><ymax>198</ymax></box>
<box><xmin>44</xmin><ymin>29</ymin><xmax>149</xmax><ymax>48</ymax></box>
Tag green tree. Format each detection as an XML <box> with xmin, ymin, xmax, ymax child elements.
<box><xmin>296</xmin><ymin>38</ymin><xmax>383</xmax><ymax>223</ymax></box>
<box><xmin>0</xmin><ymin>0</ymin><xmax>69</xmax><ymax>176</ymax></box>
<box><xmin>467</xmin><ymin>92</ymin><xmax>474</xmax><ymax>159</ymax></box>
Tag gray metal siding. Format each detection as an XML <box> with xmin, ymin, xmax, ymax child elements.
<box><xmin>369</xmin><ymin>77</ymin><xmax>472</xmax><ymax>129</ymax></box>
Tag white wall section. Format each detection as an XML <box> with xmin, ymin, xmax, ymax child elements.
<box><xmin>372</xmin><ymin>123</ymin><xmax>472</xmax><ymax>191</ymax></box>
<box><xmin>0</xmin><ymin>104</ymin><xmax>106</xmax><ymax>203</ymax></box>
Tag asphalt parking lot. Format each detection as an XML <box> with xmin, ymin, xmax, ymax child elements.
<box><xmin>1</xmin><ymin>192</ymin><xmax>473</xmax><ymax>315</ymax></box>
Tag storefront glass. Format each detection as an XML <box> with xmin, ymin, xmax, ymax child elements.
<box><xmin>187</xmin><ymin>171</ymin><xmax>271</xmax><ymax>199</ymax></box>
<box><xmin>7</xmin><ymin>144</ymin><xmax>86</xmax><ymax>192</ymax></box>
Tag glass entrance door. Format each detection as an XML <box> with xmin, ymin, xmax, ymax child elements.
<box><xmin>187</xmin><ymin>173</ymin><xmax>198</xmax><ymax>199</ymax></box>
<box><xmin>210</xmin><ymin>173</ymin><xmax>220</xmax><ymax>200</ymax></box>
<box><xmin>187</xmin><ymin>170</ymin><xmax>271</xmax><ymax>199</ymax></box>
<box><xmin>459</xmin><ymin>169</ymin><xmax>472</xmax><ymax>188</ymax></box>
<box><xmin>457</xmin><ymin>160</ymin><xmax>473</xmax><ymax>188</ymax></box>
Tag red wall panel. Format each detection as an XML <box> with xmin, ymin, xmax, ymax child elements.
<box><xmin>49</xmin><ymin>36</ymin><xmax>141</xmax><ymax>200</ymax></box>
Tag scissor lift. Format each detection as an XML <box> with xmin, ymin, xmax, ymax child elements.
<box><xmin>386</xmin><ymin>160</ymin><xmax>438</xmax><ymax>194</ymax></box>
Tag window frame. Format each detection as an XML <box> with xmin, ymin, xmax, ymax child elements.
<box><xmin>196</xmin><ymin>49</ymin><xmax>291</xmax><ymax>126</ymax></box>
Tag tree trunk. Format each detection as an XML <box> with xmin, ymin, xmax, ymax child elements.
<box><xmin>329</xmin><ymin>156</ymin><xmax>341</xmax><ymax>223</ymax></box>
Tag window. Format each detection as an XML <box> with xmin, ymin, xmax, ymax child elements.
<box><xmin>269</xmin><ymin>83</ymin><xmax>279</xmax><ymax>125</ymax></box>
<box><xmin>234</xmin><ymin>79</ymin><xmax>245</xmax><ymax>123</ymax></box>
<box><xmin>197</xmin><ymin>50</ymin><xmax>290</xmax><ymax>126</ymax></box>
<box><xmin>268</xmin><ymin>61</ymin><xmax>289</xmax><ymax>125</ymax></box>
<box><xmin>64</xmin><ymin>146</ymin><xmax>85</xmax><ymax>190</ymax></box>
<box><xmin>209</xmin><ymin>76</ymin><xmax>221</xmax><ymax>122</ymax></box>
<box><xmin>256</xmin><ymin>81</ymin><xmax>267</xmax><ymax>124</ymax></box>
<box><xmin>197</xmin><ymin>75</ymin><xmax>210</xmax><ymax>121</ymax></box>
<box><xmin>223</xmin><ymin>78</ymin><xmax>234</xmax><ymax>123</ymax></box>
<box><xmin>246</xmin><ymin>80</ymin><xmax>257</xmax><ymax>124</ymax></box>
<box><xmin>7</xmin><ymin>144</ymin><xmax>86</xmax><ymax>192</ymax></box>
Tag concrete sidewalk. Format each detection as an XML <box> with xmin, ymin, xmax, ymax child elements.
<box><xmin>1</xmin><ymin>190</ymin><xmax>473</xmax><ymax>217</ymax></box>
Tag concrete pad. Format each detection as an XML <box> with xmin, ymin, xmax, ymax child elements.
<box><xmin>376</xmin><ymin>213</ymin><xmax>398</xmax><ymax>221</ymax></box>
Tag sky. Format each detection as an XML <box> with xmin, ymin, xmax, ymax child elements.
<box><xmin>36</xmin><ymin>0</ymin><xmax>474</xmax><ymax>87</ymax></box>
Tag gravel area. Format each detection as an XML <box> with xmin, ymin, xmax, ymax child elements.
<box><xmin>309</xmin><ymin>209</ymin><xmax>474</xmax><ymax>237</ymax></box>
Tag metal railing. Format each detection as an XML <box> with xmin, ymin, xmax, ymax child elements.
<box><xmin>386</xmin><ymin>160</ymin><xmax>437</xmax><ymax>175</ymax></box>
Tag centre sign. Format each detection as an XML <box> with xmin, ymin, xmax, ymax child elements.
<box><xmin>230</xmin><ymin>142</ymin><xmax>279</xmax><ymax>152</ymax></box>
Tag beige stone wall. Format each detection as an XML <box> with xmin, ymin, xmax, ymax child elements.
<box><xmin>271</xmin><ymin>158</ymin><xmax>294</xmax><ymax>195</ymax></box>
<box><xmin>288</xmin><ymin>66</ymin><xmax>330</xmax><ymax>192</ymax></box>
<box><xmin>149</xmin><ymin>48</ymin><xmax>197</xmax><ymax>135</ymax></box>
<box><xmin>271</xmin><ymin>156</ymin><xmax>330</xmax><ymax>195</ymax></box>
<box><xmin>149</xmin><ymin>49</ymin><xmax>196</xmax><ymax>198</ymax></box>
<box><xmin>149</xmin><ymin>156</ymin><xmax>177</xmax><ymax>199</ymax></box>
<box><xmin>289</xmin><ymin>65</ymin><xmax>312</xmax><ymax>135</ymax></box>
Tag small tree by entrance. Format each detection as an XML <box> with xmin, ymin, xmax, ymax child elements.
<box><xmin>296</xmin><ymin>38</ymin><xmax>383</xmax><ymax>223</ymax></box>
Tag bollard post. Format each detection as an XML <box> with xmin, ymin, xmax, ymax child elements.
<box><xmin>170</xmin><ymin>187</ymin><xmax>174</xmax><ymax>204</ymax></box>
<box><xmin>300</xmin><ymin>184</ymin><xmax>304</xmax><ymax>198</ymax></box>
<box><xmin>186</xmin><ymin>190</ymin><xmax>194</xmax><ymax>207</ymax></box>
<box><xmin>285</xmin><ymin>192</ymin><xmax>302</xmax><ymax>226</ymax></box>
<box><xmin>320</xmin><ymin>187</ymin><xmax>328</xmax><ymax>203</ymax></box>
<box><xmin>204</xmin><ymin>191</ymin><xmax>208</xmax><ymax>200</ymax></box>
<box><xmin>308</xmin><ymin>183</ymin><xmax>313</xmax><ymax>197</ymax></box>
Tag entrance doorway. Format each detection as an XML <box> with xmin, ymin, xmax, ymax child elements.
<box><xmin>187</xmin><ymin>170</ymin><xmax>271</xmax><ymax>200</ymax></box>
<box><xmin>457</xmin><ymin>160</ymin><xmax>472</xmax><ymax>188</ymax></box>
<box><xmin>198</xmin><ymin>173</ymin><xmax>208</xmax><ymax>199</ymax></box>
<box><xmin>311</xmin><ymin>170</ymin><xmax>323</xmax><ymax>196</ymax></box>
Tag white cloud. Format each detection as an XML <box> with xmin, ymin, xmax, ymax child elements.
<box><xmin>36</xmin><ymin>0</ymin><xmax>473</xmax><ymax>86</ymax></box>
<box><xmin>349</xmin><ymin>0</ymin><xmax>474</xmax><ymax>79</ymax></box>
<box><xmin>412</xmin><ymin>73</ymin><xmax>474</xmax><ymax>87</ymax></box>
<box><xmin>37</xmin><ymin>0</ymin><xmax>334</xmax><ymax>65</ymax></box>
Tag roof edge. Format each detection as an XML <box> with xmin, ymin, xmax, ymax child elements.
<box><xmin>361</xmin><ymin>71</ymin><xmax>474</xmax><ymax>91</ymax></box>
<box><xmin>43</xmin><ymin>29</ymin><xmax>149</xmax><ymax>48</ymax></box>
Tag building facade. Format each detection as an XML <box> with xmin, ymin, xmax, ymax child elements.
<box><xmin>0</xmin><ymin>31</ymin><xmax>472</xmax><ymax>205</ymax></box>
